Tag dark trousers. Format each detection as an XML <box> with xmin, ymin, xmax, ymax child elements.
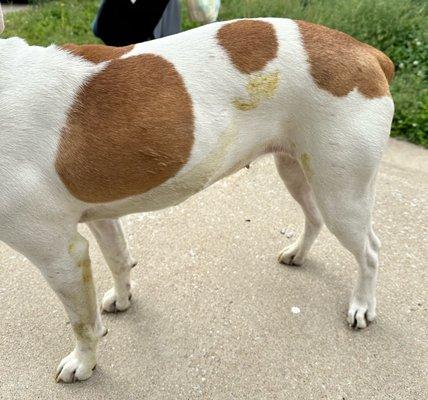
<box><xmin>93</xmin><ymin>0</ymin><xmax>170</xmax><ymax>46</ymax></box>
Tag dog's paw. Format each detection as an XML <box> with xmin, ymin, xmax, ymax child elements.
<box><xmin>278</xmin><ymin>242</ymin><xmax>305</xmax><ymax>266</ymax></box>
<box><xmin>347</xmin><ymin>298</ymin><xmax>376</xmax><ymax>329</ymax></box>
<box><xmin>101</xmin><ymin>287</ymin><xmax>132</xmax><ymax>313</ymax></box>
<box><xmin>56</xmin><ymin>349</ymin><xmax>96</xmax><ymax>383</ymax></box>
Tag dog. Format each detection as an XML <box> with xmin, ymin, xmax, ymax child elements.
<box><xmin>0</xmin><ymin>6</ymin><xmax>394</xmax><ymax>383</ymax></box>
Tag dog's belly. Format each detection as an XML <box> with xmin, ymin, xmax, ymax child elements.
<box><xmin>80</xmin><ymin>161</ymin><xmax>250</xmax><ymax>221</ymax></box>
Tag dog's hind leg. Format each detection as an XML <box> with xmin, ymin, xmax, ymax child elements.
<box><xmin>294</xmin><ymin>100</ymin><xmax>392</xmax><ymax>328</ymax></box>
<box><xmin>87</xmin><ymin>218</ymin><xmax>136</xmax><ymax>313</ymax></box>
<box><xmin>310</xmin><ymin>169</ymin><xmax>381</xmax><ymax>329</ymax></box>
<box><xmin>275</xmin><ymin>152</ymin><xmax>323</xmax><ymax>266</ymax></box>
<box><xmin>0</xmin><ymin>219</ymin><xmax>105</xmax><ymax>382</ymax></box>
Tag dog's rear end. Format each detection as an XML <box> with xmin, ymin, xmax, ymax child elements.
<box><xmin>0</xmin><ymin>11</ymin><xmax>394</xmax><ymax>383</ymax></box>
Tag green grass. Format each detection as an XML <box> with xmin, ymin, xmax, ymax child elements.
<box><xmin>3</xmin><ymin>0</ymin><xmax>101</xmax><ymax>45</ymax></box>
<box><xmin>2</xmin><ymin>0</ymin><xmax>427</xmax><ymax>146</ymax></box>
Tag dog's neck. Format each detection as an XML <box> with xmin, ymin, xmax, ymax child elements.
<box><xmin>0</xmin><ymin>38</ymin><xmax>29</xmax><ymax>89</ymax></box>
<box><xmin>0</xmin><ymin>36</ymin><xmax>28</xmax><ymax>49</ymax></box>
<box><xmin>0</xmin><ymin>37</ymin><xmax>29</xmax><ymax>66</ymax></box>
<box><xmin>0</xmin><ymin>38</ymin><xmax>103</xmax><ymax>126</ymax></box>
<box><xmin>0</xmin><ymin>38</ymin><xmax>100</xmax><ymax>85</ymax></box>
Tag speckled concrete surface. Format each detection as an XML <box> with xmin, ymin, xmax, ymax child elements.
<box><xmin>0</xmin><ymin>138</ymin><xmax>426</xmax><ymax>399</ymax></box>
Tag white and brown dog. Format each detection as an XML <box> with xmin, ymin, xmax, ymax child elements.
<box><xmin>0</xmin><ymin>5</ymin><xmax>394</xmax><ymax>383</ymax></box>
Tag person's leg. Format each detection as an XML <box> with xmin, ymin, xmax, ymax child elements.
<box><xmin>93</xmin><ymin>0</ymin><xmax>170</xmax><ymax>45</ymax></box>
<box><xmin>153</xmin><ymin>0</ymin><xmax>182</xmax><ymax>39</ymax></box>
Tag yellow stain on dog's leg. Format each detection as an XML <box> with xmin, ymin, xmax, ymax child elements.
<box><xmin>72</xmin><ymin>323</ymin><xmax>97</xmax><ymax>345</ymax></box>
<box><xmin>80</xmin><ymin>259</ymin><xmax>93</xmax><ymax>284</ymax></box>
<box><xmin>300</xmin><ymin>153</ymin><xmax>314</xmax><ymax>181</ymax></box>
<box><xmin>68</xmin><ymin>233</ymin><xmax>95</xmax><ymax>289</ymax></box>
<box><xmin>233</xmin><ymin>71</ymin><xmax>280</xmax><ymax>111</ymax></box>
<box><xmin>67</xmin><ymin>233</ymin><xmax>98</xmax><ymax>332</ymax></box>
<box><xmin>68</xmin><ymin>233</ymin><xmax>89</xmax><ymax>262</ymax></box>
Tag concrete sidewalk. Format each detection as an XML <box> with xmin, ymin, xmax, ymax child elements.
<box><xmin>0</xmin><ymin>138</ymin><xmax>426</xmax><ymax>399</ymax></box>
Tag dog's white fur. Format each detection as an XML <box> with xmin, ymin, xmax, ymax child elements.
<box><xmin>0</xmin><ymin>12</ymin><xmax>394</xmax><ymax>383</ymax></box>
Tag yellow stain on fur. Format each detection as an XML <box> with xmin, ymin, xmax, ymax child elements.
<box><xmin>68</xmin><ymin>234</ymin><xmax>92</xmax><ymax>282</ymax></box>
<box><xmin>119</xmin><ymin>123</ymin><xmax>240</xmax><ymax>207</ymax></box>
<box><xmin>79</xmin><ymin>259</ymin><xmax>92</xmax><ymax>283</ymax></box>
<box><xmin>68</xmin><ymin>234</ymin><xmax>88</xmax><ymax>259</ymax></box>
<box><xmin>72</xmin><ymin>323</ymin><xmax>96</xmax><ymax>343</ymax></box>
<box><xmin>233</xmin><ymin>71</ymin><xmax>280</xmax><ymax>111</ymax></box>
<box><xmin>300</xmin><ymin>153</ymin><xmax>313</xmax><ymax>180</ymax></box>
<box><xmin>176</xmin><ymin>123</ymin><xmax>239</xmax><ymax>193</ymax></box>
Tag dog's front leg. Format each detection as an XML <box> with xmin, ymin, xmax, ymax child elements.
<box><xmin>47</xmin><ymin>232</ymin><xmax>106</xmax><ymax>383</ymax></box>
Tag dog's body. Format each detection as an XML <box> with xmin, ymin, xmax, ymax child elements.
<box><xmin>0</xmin><ymin>16</ymin><xmax>394</xmax><ymax>382</ymax></box>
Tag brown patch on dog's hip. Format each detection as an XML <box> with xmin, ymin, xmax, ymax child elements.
<box><xmin>297</xmin><ymin>20</ymin><xmax>392</xmax><ymax>98</ymax></box>
<box><xmin>217</xmin><ymin>20</ymin><xmax>279</xmax><ymax>74</ymax></box>
<box><xmin>55</xmin><ymin>54</ymin><xmax>194</xmax><ymax>203</ymax></box>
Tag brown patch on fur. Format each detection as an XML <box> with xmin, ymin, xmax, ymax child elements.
<box><xmin>297</xmin><ymin>20</ymin><xmax>394</xmax><ymax>98</ymax></box>
<box><xmin>55</xmin><ymin>54</ymin><xmax>194</xmax><ymax>203</ymax></box>
<box><xmin>217</xmin><ymin>20</ymin><xmax>278</xmax><ymax>74</ymax></box>
<box><xmin>61</xmin><ymin>44</ymin><xmax>133</xmax><ymax>63</ymax></box>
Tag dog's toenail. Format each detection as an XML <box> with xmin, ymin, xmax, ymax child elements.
<box><xmin>352</xmin><ymin>311</ymin><xmax>358</xmax><ymax>328</ymax></box>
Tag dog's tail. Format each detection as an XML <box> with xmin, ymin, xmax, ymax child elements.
<box><xmin>370</xmin><ymin>47</ymin><xmax>395</xmax><ymax>84</ymax></box>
